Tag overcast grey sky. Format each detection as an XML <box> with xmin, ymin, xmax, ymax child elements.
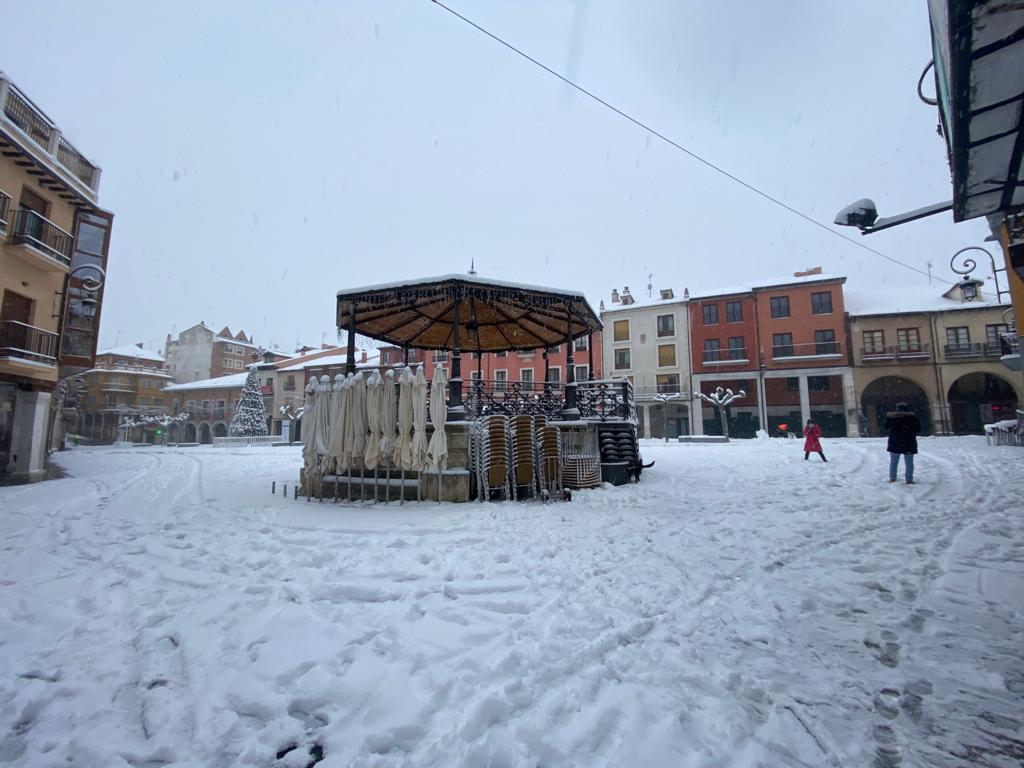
<box><xmin>2</xmin><ymin>1</ymin><xmax>991</xmax><ymax>354</ymax></box>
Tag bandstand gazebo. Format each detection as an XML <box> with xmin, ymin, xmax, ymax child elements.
<box><xmin>298</xmin><ymin>274</ymin><xmax>640</xmax><ymax>503</ymax></box>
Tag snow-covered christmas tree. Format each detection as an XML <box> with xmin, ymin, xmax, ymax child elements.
<box><xmin>229</xmin><ymin>365</ymin><xmax>269</xmax><ymax>437</ymax></box>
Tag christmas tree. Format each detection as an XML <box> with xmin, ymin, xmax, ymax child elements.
<box><xmin>229</xmin><ymin>365</ymin><xmax>269</xmax><ymax>437</ymax></box>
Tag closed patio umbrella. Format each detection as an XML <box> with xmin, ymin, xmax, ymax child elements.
<box><xmin>394</xmin><ymin>367</ymin><xmax>414</xmax><ymax>470</ymax></box>
<box><xmin>426</xmin><ymin>364</ymin><xmax>449</xmax><ymax>501</ymax></box>
<box><xmin>380</xmin><ymin>369</ymin><xmax>397</xmax><ymax>461</ymax></box>
<box><xmin>411</xmin><ymin>365</ymin><xmax>429</xmax><ymax>471</ymax></box>
<box><xmin>326</xmin><ymin>374</ymin><xmax>350</xmax><ymax>493</ymax></box>
<box><xmin>351</xmin><ymin>372</ymin><xmax>367</xmax><ymax>460</ymax></box>
<box><xmin>301</xmin><ymin>379</ymin><xmax>320</xmax><ymax>478</ymax></box>
<box><xmin>381</xmin><ymin>369</ymin><xmax>398</xmax><ymax>502</ymax></box>
<box><xmin>364</xmin><ymin>371</ymin><xmax>382</xmax><ymax>470</ymax></box>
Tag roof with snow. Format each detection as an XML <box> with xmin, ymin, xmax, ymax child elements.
<box><xmin>278</xmin><ymin>350</ymin><xmax>381</xmax><ymax>372</ymax></box>
<box><xmin>337</xmin><ymin>274</ymin><xmax>601</xmax><ymax>352</ymax></box>
<box><xmin>845</xmin><ymin>286</ymin><xmax>1004</xmax><ymax>317</ymax></box>
<box><xmin>96</xmin><ymin>345</ymin><xmax>165</xmax><ymax>363</ymax></box>
<box><xmin>601</xmin><ymin>292</ymin><xmax>688</xmax><ymax>315</ymax></box>
<box><xmin>163</xmin><ymin>372</ymin><xmax>249</xmax><ymax>392</ymax></box>
<box><xmin>688</xmin><ymin>272</ymin><xmax>844</xmax><ymax>300</ymax></box>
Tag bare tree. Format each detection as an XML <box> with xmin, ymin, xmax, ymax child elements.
<box><xmin>694</xmin><ymin>386</ymin><xmax>746</xmax><ymax>441</ymax></box>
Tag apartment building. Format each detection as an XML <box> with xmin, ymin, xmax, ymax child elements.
<box><xmin>164</xmin><ymin>323</ymin><xmax>260</xmax><ymax>383</ymax></box>
<box><xmin>689</xmin><ymin>269</ymin><xmax>857</xmax><ymax>438</ymax></box>
<box><xmin>77</xmin><ymin>344</ymin><xmax>173</xmax><ymax>443</ymax></box>
<box><xmin>847</xmin><ymin>282</ymin><xmax>1020</xmax><ymax>435</ymax></box>
<box><xmin>601</xmin><ymin>286</ymin><xmax>691</xmax><ymax>438</ymax></box>
<box><xmin>0</xmin><ymin>73</ymin><xmax>113</xmax><ymax>481</ymax></box>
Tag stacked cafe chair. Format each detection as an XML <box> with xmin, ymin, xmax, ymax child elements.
<box><xmin>536</xmin><ymin>425</ymin><xmax>562</xmax><ymax>497</ymax></box>
<box><xmin>474</xmin><ymin>415</ymin><xmax>513</xmax><ymax>502</ymax></box>
<box><xmin>509</xmin><ymin>415</ymin><xmax>537</xmax><ymax>500</ymax></box>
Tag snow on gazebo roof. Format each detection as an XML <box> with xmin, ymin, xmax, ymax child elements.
<box><xmin>336</xmin><ymin>274</ymin><xmax>602</xmax><ymax>353</ymax></box>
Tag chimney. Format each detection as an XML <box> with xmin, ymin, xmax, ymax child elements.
<box><xmin>611</xmin><ymin>288</ymin><xmax>620</xmax><ymax>303</ymax></box>
<box><xmin>683</xmin><ymin>288</ymin><xmax>690</xmax><ymax>300</ymax></box>
<box><xmin>793</xmin><ymin>266</ymin><xmax>823</xmax><ymax>278</ymax></box>
<box><xmin>620</xmin><ymin>286</ymin><xmax>635</xmax><ymax>306</ymax></box>
<box><xmin>599</xmin><ymin>300</ymin><xmax>606</xmax><ymax>311</ymax></box>
<box><xmin>136</xmin><ymin>342</ymin><xmax>143</xmax><ymax>349</ymax></box>
<box><xmin>659</xmin><ymin>288</ymin><xmax>675</xmax><ymax>300</ymax></box>
<box><xmin>361</xmin><ymin>350</ymin><xmax>367</xmax><ymax>363</ymax></box>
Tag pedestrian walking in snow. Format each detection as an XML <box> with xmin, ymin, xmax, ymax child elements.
<box><xmin>803</xmin><ymin>419</ymin><xmax>826</xmax><ymax>462</ymax></box>
<box><xmin>884</xmin><ymin>402</ymin><xmax>921</xmax><ymax>484</ymax></box>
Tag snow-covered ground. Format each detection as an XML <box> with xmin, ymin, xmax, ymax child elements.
<box><xmin>1</xmin><ymin>437</ymin><xmax>1022</xmax><ymax>768</ymax></box>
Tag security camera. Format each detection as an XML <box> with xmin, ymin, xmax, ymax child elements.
<box><xmin>834</xmin><ymin>198</ymin><xmax>878</xmax><ymax>230</ymax></box>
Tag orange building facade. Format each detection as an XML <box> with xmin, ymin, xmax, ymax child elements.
<box><xmin>688</xmin><ymin>270</ymin><xmax>857</xmax><ymax>437</ymax></box>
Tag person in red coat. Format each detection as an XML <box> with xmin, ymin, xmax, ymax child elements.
<box><xmin>803</xmin><ymin>419</ymin><xmax>827</xmax><ymax>462</ymax></box>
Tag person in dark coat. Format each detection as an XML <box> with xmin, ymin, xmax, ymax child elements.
<box><xmin>884</xmin><ymin>402</ymin><xmax>921</xmax><ymax>484</ymax></box>
<box><xmin>803</xmin><ymin>419</ymin><xmax>826</xmax><ymax>461</ymax></box>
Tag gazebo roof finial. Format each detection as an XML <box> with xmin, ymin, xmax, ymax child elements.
<box><xmin>468</xmin><ymin>258</ymin><xmax>477</xmax><ymax>277</ymax></box>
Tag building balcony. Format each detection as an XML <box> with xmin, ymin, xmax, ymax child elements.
<box><xmin>7</xmin><ymin>209</ymin><xmax>73</xmax><ymax>268</ymax></box>
<box><xmin>861</xmin><ymin>344</ymin><xmax>933</xmax><ymax>362</ymax></box>
<box><xmin>0</xmin><ymin>76</ymin><xmax>101</xmax><ymax>198</ymax></box>
<box><xmin>703</xmin><ymin>348</ymin><xmax>750</xmax><ymax>366</ymax></box>
<box><xmin>944</xmin><ymin>342</ymin><xmax>1002</xmax><ymax>360</ymax></box>
<box><xmin>771</xmin><ymin>341</ymin><xmax>843</xmax><ymax>362</ymax></box>
<box><xmin>0</xmin><ymin>320</ymin><xmax>58</xmax><ymax>367</ymax></box>
<box><xmin>0</xmin><ymin>189</ymin><xmax>10</xmax><ymax>235</ymax></box>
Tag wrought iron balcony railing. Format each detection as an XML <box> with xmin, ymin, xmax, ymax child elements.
<box><xmin>56</xmin><ymin>137</ymin><xmax>98</xmax><ymax>189</ymax></box>
<box><xmin>3</xmin><ymin>84</ymin><xmax>53</xmax><ymax>148</ymax></box>
<box><xmin>944</xmin><ymin>342</ymin><xmax>1000</xmax><ymax>359</ymax></box>
<box><xmin>1</xmin><ymin>78</ymin><xmax>101</xmax><ymax>194</ymax></box>
<box><xmin>861</xmin><ymin>343</ymin><xmax>932</xmax><ymax>360</ymax></box>
<box><xmin>0</xmin><ymin>190</ymin><xmax>10</xmax><ymax>233</ymax></box>
<box><xmin>9</xmin><ymin>209</ymin><xmax>73</xmax><ymax>266</ymax></box>
<box><xmin>703</xmin><ymin>347</ymin><xmax>749</xmax><ymax>364</ymax></box>
<box><xmin>771</xmin><ymin>340</ymin><xmax>843</xmax><ymax>359</ymax></box>
<box><xmin>0</xmin><ymin>320</ymin><xmax>58</xmax><ymax>365</ymax></box>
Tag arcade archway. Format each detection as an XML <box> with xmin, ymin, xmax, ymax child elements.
<box><xmin>948</xmin><ymin>372</ymin><xmax>1018</xmax><ymax>434</ymax></box>
<box><xmin>860</xmin><ymin>376</ymin><xmax>931</xmax><ymax>437</ymax></box>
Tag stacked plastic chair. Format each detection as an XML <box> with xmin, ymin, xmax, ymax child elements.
<box><xmin>536</xmin><ymin>425</ymin><xmax>562</xmax><ymax>496</ymax></box>
<box><xmin>509</xmin><ymin>415</ymin><xmax>536</xmax><ymax>500</ymax></box>
<box><xmin>473</xmin><ymin>415</ymin><xmax>513</xmax><ymax>501</ymax></box>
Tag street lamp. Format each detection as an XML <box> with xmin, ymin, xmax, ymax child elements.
<box><xmin>53</xmin><ymin>265</ymin><xmax>106</xmax><ymax>320</ymax></box>
<box><xmin>950</xmin><ymin>246</ymin><xmax>1007</xmax><ymax>304</ymax></box>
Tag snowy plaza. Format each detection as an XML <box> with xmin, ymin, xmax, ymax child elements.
<box><xmin>1</xmin><ymin>437</ymin><xmax>1022</xmax><ymax>767</ymax></box>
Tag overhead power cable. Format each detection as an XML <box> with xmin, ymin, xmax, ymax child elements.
<box><xmin>430</xmin><ymin>0</ymin><xmax>945</xmax><ymax>283</ymax></box>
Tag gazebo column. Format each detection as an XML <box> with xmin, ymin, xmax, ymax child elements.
<box><xmin>346</xmin><ymin>308</ymin><xmax>357</xmax><ymax>375</ymax></box>
<box><xmin>588</xmin><ymin>333</ymin><xmax>595</xmax><ymax>379</ymax></box>
<box><xmin>563</xmin><ymin>309</ymin><xmax>580</xmax><ymax>419</ymax></box>
<box><xmin>448</xmin><ymin>297</ymin><xmax>465</xmax><ymax>420</ymax></box>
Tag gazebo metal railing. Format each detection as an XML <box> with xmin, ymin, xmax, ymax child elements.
<box><xmin>462</xmin><ymin>378</ymin><xmax>635</xmax><ymax>422</ymax></box>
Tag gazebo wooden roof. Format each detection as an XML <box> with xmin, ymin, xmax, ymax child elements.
<box><xmin>336</xmin><ymin>274</ymin><xmax>602</xmax><ymax>353</ymax></box>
